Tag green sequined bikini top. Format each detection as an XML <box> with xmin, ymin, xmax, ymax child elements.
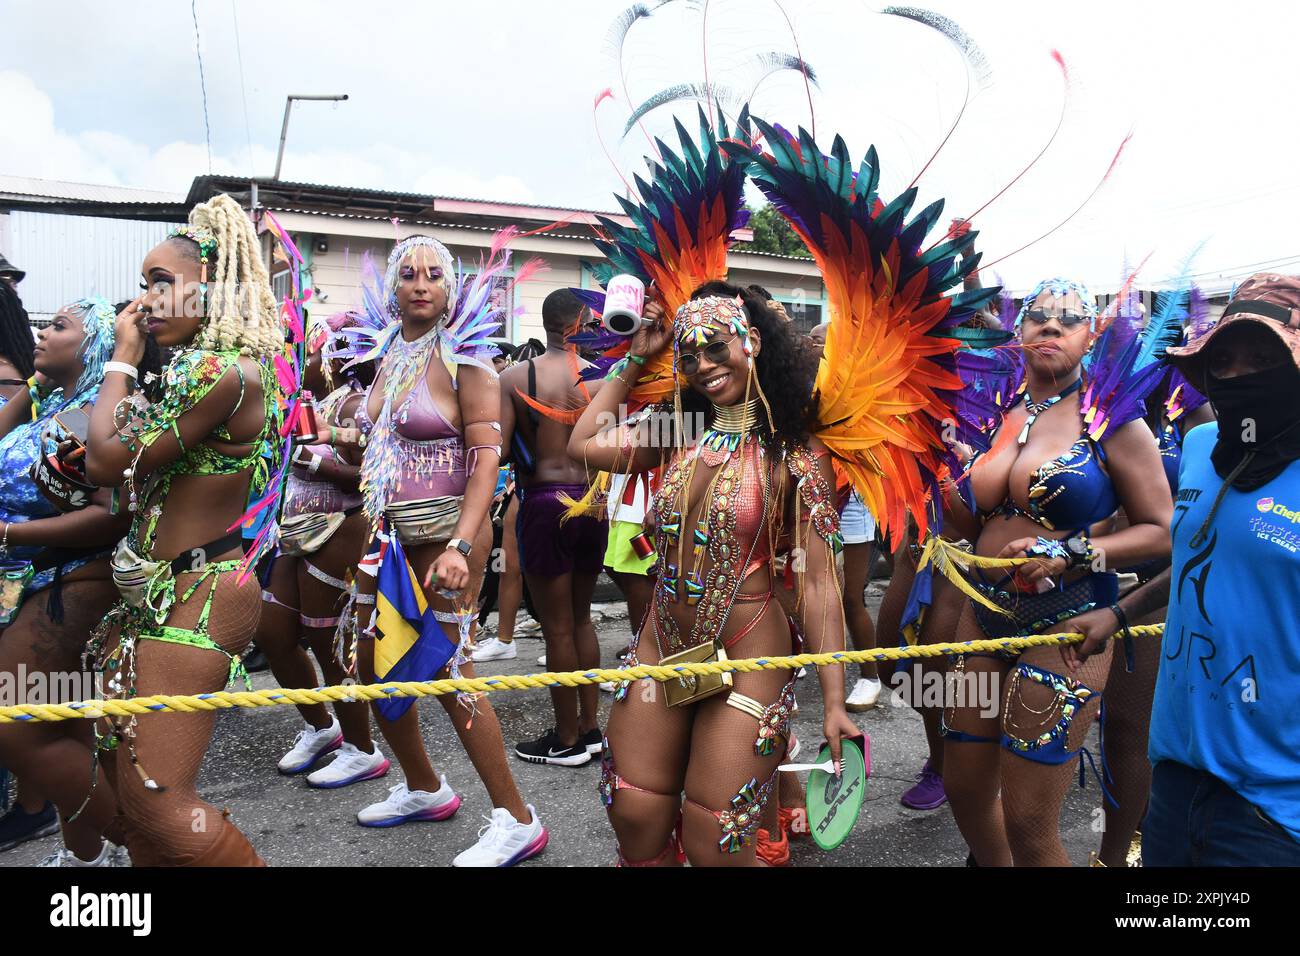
<box><xmin>128</xmin><ymin>348</ymin><xmax>282</xmax><ymax>554</ymax></box>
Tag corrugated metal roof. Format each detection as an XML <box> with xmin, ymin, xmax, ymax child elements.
<box><xmin>0</xmin><ymin>175</ymin><xmax>184</xmax><ymax>205</ymax></box>
<box><xmin>216</xmin><ymin>174</ymin><xmax>627</xmax><ymax>218</ymax></box>
<box><xmin>264</xmin><ymin>206</ymin><xmax>599</xmax><ymax>242</ymax></box>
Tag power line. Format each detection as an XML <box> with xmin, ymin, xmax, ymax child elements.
<box><xmin>192</xmin><ymin>0</ymin><xmax>213</xmax><ymax>173</ymax></box>
<box><xmin>1182</xmin><ymin>252</ymin><xmax>1300</xmax><ymax>282</ymax></box>
<box><xmin>230</xmin><ymin>0</ymin><xmax>254</xmax><ymax>177</ymax></box>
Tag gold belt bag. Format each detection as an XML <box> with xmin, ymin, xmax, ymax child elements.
<box><xmin>278</xmin><ymin>512</ymin><xmax>345</xmax><ymax>556</ymax></box>
<box><xmin>661</xmin><ymin>640</ymin><xmax>733</xmax><ymax>708</ymax></box>
<box><xmin>385</xmin><ymin>496</ymin><xmax>462</xmax><ymax>545</ymax></box>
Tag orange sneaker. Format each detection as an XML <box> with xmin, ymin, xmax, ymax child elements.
<box><xmin>780</xmin><ymin>806</ymin><xmax>809</xmax><ymax>840</ymax></box>
<box><xmin>755</xmin><ymin>824</ymin><xmax>790</xmax><ymax>866</ymax></box>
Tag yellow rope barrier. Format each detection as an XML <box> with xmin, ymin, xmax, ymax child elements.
<box><xmin>0</xmin><ymin>623</ymin><xmax>1164</xmax><ymax>724</ymax></box>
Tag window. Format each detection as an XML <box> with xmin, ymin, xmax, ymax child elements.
<box><xmin>271</xmin><ymin>268</ymin><xmax>293</xmax><ymax>304</ymax></box>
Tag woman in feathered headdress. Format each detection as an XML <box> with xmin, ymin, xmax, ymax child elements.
<box><xmin>571</xmin><ymin>283</ymin><xmax>860</xmax><ymax>866</ymax></box>
<box><xmin>0</xmin><ymin>297</ymin><xmax>161</xmax><ymax>866</ymax></box>
<box><xmin>345</xmin><ymin>232</ymin><xmax>548</xmax><ymax>867</ymax></box>
<box><xmin>940</xmin><ymin>277</ymin><xmax>1173</xmax><ymax>866</ymax></box>
<box><xmin>83</xmin><ymin>192</ymin><xmax>288</xmax><ymax>866</ymax></box>
<box><xmin>254</xmin><ymin>311</ymin><xmax>389</xmax><ymax>789</ymax></box>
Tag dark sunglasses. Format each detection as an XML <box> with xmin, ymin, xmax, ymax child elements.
<box><xmin>679</xmin><ymin>336</ymin><xmax>736</xmax><ymax>375</ymax></box>
<box><xmin>1023</xmin><ymin>309</ymin><xmax>1090</xmax><ymax>329</ymax></box>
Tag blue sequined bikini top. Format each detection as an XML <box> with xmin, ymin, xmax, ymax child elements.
<box><xmin>1019</xmin><ymin>433</ymin><xmax>1119</xmax><ymax>532</ymax></box>
<box><xmin>984</xmin><ymin>392</ymin><xmax>1119</xmax><ymax>533</ymax></box>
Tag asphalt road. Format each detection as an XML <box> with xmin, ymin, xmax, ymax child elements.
<box><xmin>5</xmin><ymin>581</ymin><xmax>1108</xmax><ymax>867</ymax></box>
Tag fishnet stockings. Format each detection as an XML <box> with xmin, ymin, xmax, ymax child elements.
<box><xmin>999</xmin><ymin>641</ymin><xmax>1113</xmax><ymax>867</ymax></box>
<box><xmin>604</xmin><ymin>615</ymin><xmax>791</xmax><ymax>867</ymax></box>
<box><xmin>109</xmin><ymin>571</ymin><xmax>263</xmax><ymax>865</ymax></box>
<box><xmin>0</xmin><ymin>579</ymin><xmax>120</xmax><ymax>851</ymax></box>
<box><xmin>1097</xmin><ymin>608</ymin><xmax>1162</xmax><ymax>865</ymax></box>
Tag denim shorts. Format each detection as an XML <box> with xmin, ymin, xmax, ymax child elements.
<box><xmin>839</xmin><ymin>491</ymin><xmax>875</xmax><ymax>545</ymax></box>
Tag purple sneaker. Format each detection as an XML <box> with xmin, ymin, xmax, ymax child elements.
<box><xmin>900</xmin><ymin>759</ymin><xmax>947</xmax><ymax>810</ymax></box>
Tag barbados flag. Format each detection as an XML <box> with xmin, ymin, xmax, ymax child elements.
<box><xmin>373</xmin><ymin>531</ymin><xmax>457</xmax><ymax>721</ymax></box>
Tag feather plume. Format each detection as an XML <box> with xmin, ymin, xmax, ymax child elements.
<box><xmin>589</xmin><ymin>106</ymin><xmax>753</xmax><ymax>409</ymax></box>
<box><xmin>623</xmin><ymin>83</ymin><xmax>741</xmax><ymax>137</ymax></box>
<box><xmin>745</xmin><ymin>51</ymin><xmax>820</xmax><ymax>103</ymax></box>
<box><xmin>772</xmin><ymin>0</ymin><xmax>817</xmax><ymax>138</ymax></box>
<box><xmin>881</xmin><ymin>6</ymin><xmax>992</xmax><ymax>188</ymax></box>
<box><xmin>981</xmin><ymin>130</ymin><xmax>1133</xmax><ymax>273</ymax></box>
<box><xmin>605</xmin><ymin>2</ymin><xmax>674</xmax><ymax>155</ymax></box>
<box><xmin>723</xmin><ymin>117</ymin><xmax>999</xmax><ymax>541</ymax></box>
<box><xmin>942</xmin><ymin>50</ymin><xmax>1070</xmax><ymax>253</ymax></box>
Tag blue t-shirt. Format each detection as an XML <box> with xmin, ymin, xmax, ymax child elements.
<box><xmin>1149</xmin><ymin>422</ymin><xmax>1300</xmax><ymax>839</ymax></box>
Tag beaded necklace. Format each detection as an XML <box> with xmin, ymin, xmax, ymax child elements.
<box><xmin>1018</xmin><ymin>377</ymin><xmax>1082</xmax><ymax>446</ymax></box>
<box><xmin>360</xmin><ymin>323</ymin><xmax>440</xmax><ymax>524</ymax></box>
<box><xmin>652</xmin><ymin>398</ymin><xmax>769</xmax><ymax>654</ymax></box>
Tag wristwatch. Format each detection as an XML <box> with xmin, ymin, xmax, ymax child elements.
<box><xmin>1064</xmin><ymin>534</ymin><xmax>1095</xmax><ymax>569</ymax></box>
<box><xmin>447</xmin><ymin>537</ymin><xmax>472</xmax><ymax>557</ymax></box>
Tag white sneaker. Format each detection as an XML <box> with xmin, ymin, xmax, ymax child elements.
<box><xmin>472</xmin><ymin>637</ymin><xmax>518</xmax><ymax>663</ymax></box>
<box><xmin>598</xmin><ymin>681</ymin><xmax>617</xmax><ymax>693</ymax></box>
<box><xmin>278</xmin><ymin>718</ymin><xmax>343</xmax><ymax>774</ymax></box>
<box><xmin>537</xmin><ymin>654</ymin><xmax>547</xmax><ymax>667</ymax></box>
<box><xmin>846</xmin><ymin>677</ymin><xmax>883</xmax><ymax>712</ymax></box>
<box><xmin>308</xmin><ymin>742</ymin><xmax>391</xmax><ymax>789</ymax></box>
<box><xmin>357</xmin><ymin>778</ymin><xmax>460</xmax><ymax>828</ymax></box>
<box><xmin>452</xmin><ymin>805</ymin><xmax>548</xmax><ymax>867</ymax></box>
<box><xmin>37</xmin><ymin>841</ymin><xmax>124</xmax><ymax>867</ymax></box>
<box><xmin>515</xmin><ymin>616</ymin><xmax>543</xmax><ymax>638</ymax></box>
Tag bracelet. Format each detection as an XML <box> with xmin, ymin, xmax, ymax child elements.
<box><xmin>1110</xmin><ymin>603</ymin><xmax>1137</xmax><ymax>673</ymax></box>
<box><xmin>329</xmin><ymin>426</ymin><xmax>337</xmax><ymax>444</ymax></box>
<box><xmin>627</xmin><ymin>353</ymin><xmax>647</xmax><ymax>366</ymax></box>
<box><xmin>1024</xmin><ymin>536</ymin><xmax>1069</xmax><ymax>564</ymax></box>
<box><xmin>104</xmin><ymin>361</ymin><xmax>138</xmax><ymax>380</ymax></box>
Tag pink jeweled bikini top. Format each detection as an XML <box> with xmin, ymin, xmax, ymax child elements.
<box><xmin>653</xmin><ymin>435</ymin><xmax>774</xmax><ymax>584</ymax></box>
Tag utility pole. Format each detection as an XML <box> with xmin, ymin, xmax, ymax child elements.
<box><xmin>273</xmin><ymin>93</ymin><xmax>349</xmax><ymax>181</ymax></box>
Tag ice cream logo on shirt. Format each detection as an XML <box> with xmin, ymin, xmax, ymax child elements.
<box><xmin>1254</xmin><ymin>496</ymin><xmax>1300</xmax><ymax>524</ymax></box>
<box><xmin>1248</xmin><ymin>497</ymin><xmax>1300</xmax><ymax>554</ymax></box>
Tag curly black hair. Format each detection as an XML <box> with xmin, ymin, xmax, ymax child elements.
<box><xmin>0</xmin><ymin>281</ymin><xmax>36</xmax><ymax>379</ymax></box>
<box><xmin>683</xmin><ymin>280</ymin><xmax>819</xmax><ymax>449</ymax></box>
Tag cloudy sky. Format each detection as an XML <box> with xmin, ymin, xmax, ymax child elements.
<box><xmin>3</xmin><ymin>0</ymin><xmax>1297</xmax><ymax>291</ymax></box>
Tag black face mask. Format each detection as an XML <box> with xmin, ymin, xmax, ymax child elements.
<box><xmin>1208</xmin><ymin>362</ymin><xmax>1300</xmax><ymax>490</ymax></box>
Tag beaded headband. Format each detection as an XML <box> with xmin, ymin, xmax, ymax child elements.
<box><xmin>166</xmin><ymin>225</ymin><xmax>218</xmax><ymax>296</ymax></box>
<box><xmin>167</xmin><ymin>225</ymin><xmax>218</xmax><ymax>260</ymax></box>
<box><xmin>1015</xmin><ymin>277</ymin><xmax>1098</xmax><ymax>331</ymax></box>
<box><xmin>673</xmin><ymin>295</ymin><xmax>752</xmax><ymax>354</ymax></box>
<box><xmin>383</xmin><ymin>236</ymin><xmax>456</xmax><ymax>317</ymax></box>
